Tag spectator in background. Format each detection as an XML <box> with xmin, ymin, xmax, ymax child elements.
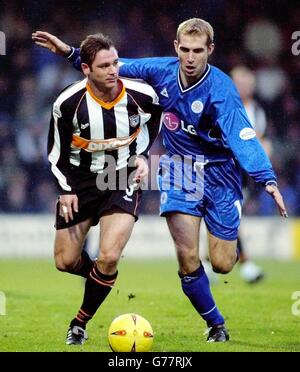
<box><xmin>231</xmin><ymin>65</ymin><xmax>270</xmax><ymax>283</ymax></box>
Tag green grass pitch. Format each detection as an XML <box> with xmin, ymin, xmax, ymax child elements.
<box><xmin>0</xmin><ymin>259</ymin><xmax>299</xmax><ymax>352</ymax></box>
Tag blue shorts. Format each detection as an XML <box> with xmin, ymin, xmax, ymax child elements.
<box><xmin>157</xmin><ymin>156</ymin><xmax>243</xmax><ymax>240</ymax></box>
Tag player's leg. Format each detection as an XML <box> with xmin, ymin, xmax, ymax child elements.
<box><xmin>54</xmin><ymin>218</ymin><xmax>94</xmax><ymax>277</ymax></box>
<box><xmin>54</xmin><ymin>218</ymin><xmax>95</xmax><ymax>345</ymax></box>
<box><xmin>237</xmin><ymin>235</ymin><xmax>247</xmax><ymax>262</ymax></box>
<box><xmin>205</xmin><ymin>159</ymin><xmax>243</xmax><ymax>274</ymax></box>
<box><xmin>66</xmin><ymin>167</ymin><xmax>142</xmax><ymax>344</ymax></box>
<box><xmin>166</xmin><ymin>212</ymin><xmax>201</xmax><ymax>274</ymax></box>
<box><xmin>199</xmin><ymin>225</ymin><xmax>219</xmax><ymax>284</ymax></box>
<box><xmin>54</xmin><ymin>190</ymin><xmax>100</xmax><ymax>344</ymax></box>
<box><xmin>205</xmin><ymin>205</ymin><xmax>239</xmax><ymax>275</ymax></box>
<box><xmin>158</xmin><ymin>154</ymin><xmax>228</xmax><ymax>341</ymax></box>
<box><xmin>54</xmin><ymin>192</ymin><xmax>96</xmax><ymax>278</ymax></box>
<box><xmin>97</xmin><ymin>208</ymin><xmax>135</xmax><ymax>274</ymax></box>
<box><xmin>166</xmin><ymin>212</ymin><xmax>228</xmax><ymax>341</ymax></box>
<box><xmin>207</xmin><ymin>232</ymin><xmax>237</xmax><ymax>274</ymax></box>
<box><xmin>68</xmin><ymin>208</ymin><xmax>135</xmax><ymax>339</ymax></box>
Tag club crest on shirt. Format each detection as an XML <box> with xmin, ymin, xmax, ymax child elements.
<box><xmin>129</xmin><ymin>114</ymin><xmax>140</xmax><ymax>127</ymax></box>
<box><xmin>191</xmin><ymin>100</ymin><xmax>204</xmax><ymax>114</ymax></box>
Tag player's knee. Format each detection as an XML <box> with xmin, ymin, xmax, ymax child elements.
<box><xmin>211</xmin><ymin>257</ymin><xmax>235</xmax><ymax>274</ymax></box>
<box><xmin>55</xmin><ymin>255</ymin><xmax>78</xmax><ymax>272</ymax></box>
<box><xmin>176</xmin><ymin>243</ymin><xmax>198</xmax><ymax>262</ymax></box>
<box><xmin>212</xmin><ymin>264</ymin><xmax>231</xmax><ymax>274</ymax></box>
<box><xmin>98</xmin><ymin>252</ymin><xmax>120</xmax><ymax>270</ymax></box>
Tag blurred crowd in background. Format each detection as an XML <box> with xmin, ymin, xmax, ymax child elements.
<box><xmin>0</xmin><ymin>0</ymin><xmax>300</xmax><ymax>215</ymax></box>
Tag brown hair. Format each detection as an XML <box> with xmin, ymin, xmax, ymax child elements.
<box><xmin>176</xmin><ymin>18</ymin><xmax>214</xmax><ymax>45</ymax></box>
<box><xmin>80</xmin><ymin>33</ymin><xmax>115</xmax><ymax>67</ymax></box>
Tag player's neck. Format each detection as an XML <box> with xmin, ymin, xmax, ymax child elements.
<box><xmin>180</xmin><ymin>65</ymin><xmax>208</xmax><ymax>88</ymax></box>
<box><xmin>87</xmin><ymin>79</ymin><xmax>122</xmax><ymax>102</ymax></box>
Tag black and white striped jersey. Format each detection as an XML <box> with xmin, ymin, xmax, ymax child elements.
<box><xmin>48</xmin><ymin>77</ymin><xmax>162</xmax><ymax>194</ymax></box>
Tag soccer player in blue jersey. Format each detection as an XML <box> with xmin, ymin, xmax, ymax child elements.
<box><xmin>33</xmin><ymin>19</ymin><xmax>287</xmax><ymax>343</ymax></box>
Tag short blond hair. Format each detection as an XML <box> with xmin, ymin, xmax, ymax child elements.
<box><xmin>176</xmin><ymin>18</ymin><xmax>214</xmax><ymax>45</ymax></box>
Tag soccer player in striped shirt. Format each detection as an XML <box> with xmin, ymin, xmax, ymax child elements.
<box><xmin>46</xmin><ymin>33</ymin><xmax>161</xmax><ymax>345</ymax></box>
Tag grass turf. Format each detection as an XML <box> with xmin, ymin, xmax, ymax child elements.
<box><xmin>0</xmin><ymin>259</ymin><xmax>299</xmax><ymax>352</ymax></box>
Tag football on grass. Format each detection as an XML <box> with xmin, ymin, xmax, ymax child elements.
<box><xmin>108</xmin><ymin>313</ymin><xmax>154</xmax><ymax>352</ymax></box>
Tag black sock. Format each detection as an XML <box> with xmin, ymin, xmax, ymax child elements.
<box><xmin>70</xmin><ymin>265</ymin><xmax>118</xmax><ymax>328</ymax></box>
<box><xmin>70</xmin><ymin>250</ymin><xmax>94</xmax><ymax>278</ymax></box>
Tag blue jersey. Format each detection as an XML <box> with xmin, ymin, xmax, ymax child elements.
<box><xmin>69</xmin><ymin>51</ymin><xmax>276</xmax><ymax>184</ymax></box>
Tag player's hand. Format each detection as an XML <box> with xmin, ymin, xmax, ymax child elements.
<box><xmin>32</xmin><ymin>31</ymin><xmax>71</xmax><ymax>56</ymax></box>
<box><xmin>133</xmin><ymin>156</ymin><xmax>149</xmax><ymax>183</ymax></box>
<box><xmin>59</xmin><ymin>194</ymin><xmax>79</xmax><ymax>223</ymax></box>
<box><xmin>265</xmin><ymin>184</ymin><xmax>288</xmax><ymax>218</ymax></box>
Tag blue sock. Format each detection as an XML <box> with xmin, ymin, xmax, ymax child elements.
<box><xmin>179</xmin><ymin>265</ymin><xmax>224</xmax><ymax>327</ymax></box>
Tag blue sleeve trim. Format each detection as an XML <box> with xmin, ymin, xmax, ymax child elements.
<box><xmin>67</xmin><ymin>46</ymin><xmax>75</xmax><ymax>59</ymax></box>
<box><xmin>265</xmin><ymin>180</ymin><xmax>278</xmax><ymax>187</ymax></box>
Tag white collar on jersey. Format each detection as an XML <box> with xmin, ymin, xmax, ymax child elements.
<box><xmin>177</xmin><ymin>64</ymin><xmax>211</xmax><ymax>94</ymax></box>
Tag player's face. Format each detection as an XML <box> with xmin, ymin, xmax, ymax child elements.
<box><xmin>83</xmin><ymin>47</ymin><xmax>119</xmax><ymax>91</ymax></box>
<box><xmin>174</xmin><ymin>33</ymin><xmax>214</xmax><ymax>84</ymax></box>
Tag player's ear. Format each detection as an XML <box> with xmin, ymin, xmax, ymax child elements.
<box><xmin>208</xmin><ymin>43</ymin><xmax>215</xmax><ymax>56</ymax></box>
<box><xmin>81</xmin><ymin>63</ymin><xmax>90</xmax><ymax>76</ymax></box>
<box><xmin>174</xmin><ymin>39</ymin><xmax>179</xmax><ymax>54</ymax></box>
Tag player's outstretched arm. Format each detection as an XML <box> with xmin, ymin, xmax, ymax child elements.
<box><xmin>265</xmin><ymin>184</ymin><xmax>288</xmax><ymax>218</ymax></box>
<box><xmin>32</xmin><ymin>31</ymin><xmax>71</xmax><ymax>56</ymax></box>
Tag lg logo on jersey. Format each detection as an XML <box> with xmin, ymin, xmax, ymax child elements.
<box><xmin>163</xmin><ymin>112</ymin><xmax>197</xmax><ymax>136</ymax></box>
<box><xmin>291</xmin><ymin>31</ymin><xmax>300</xmax><ymax>56</ymax></box>
<box><xmin>181</xmin><ymin>121</ymin><xmax>197</xmax><ymax>135</ymax></box>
